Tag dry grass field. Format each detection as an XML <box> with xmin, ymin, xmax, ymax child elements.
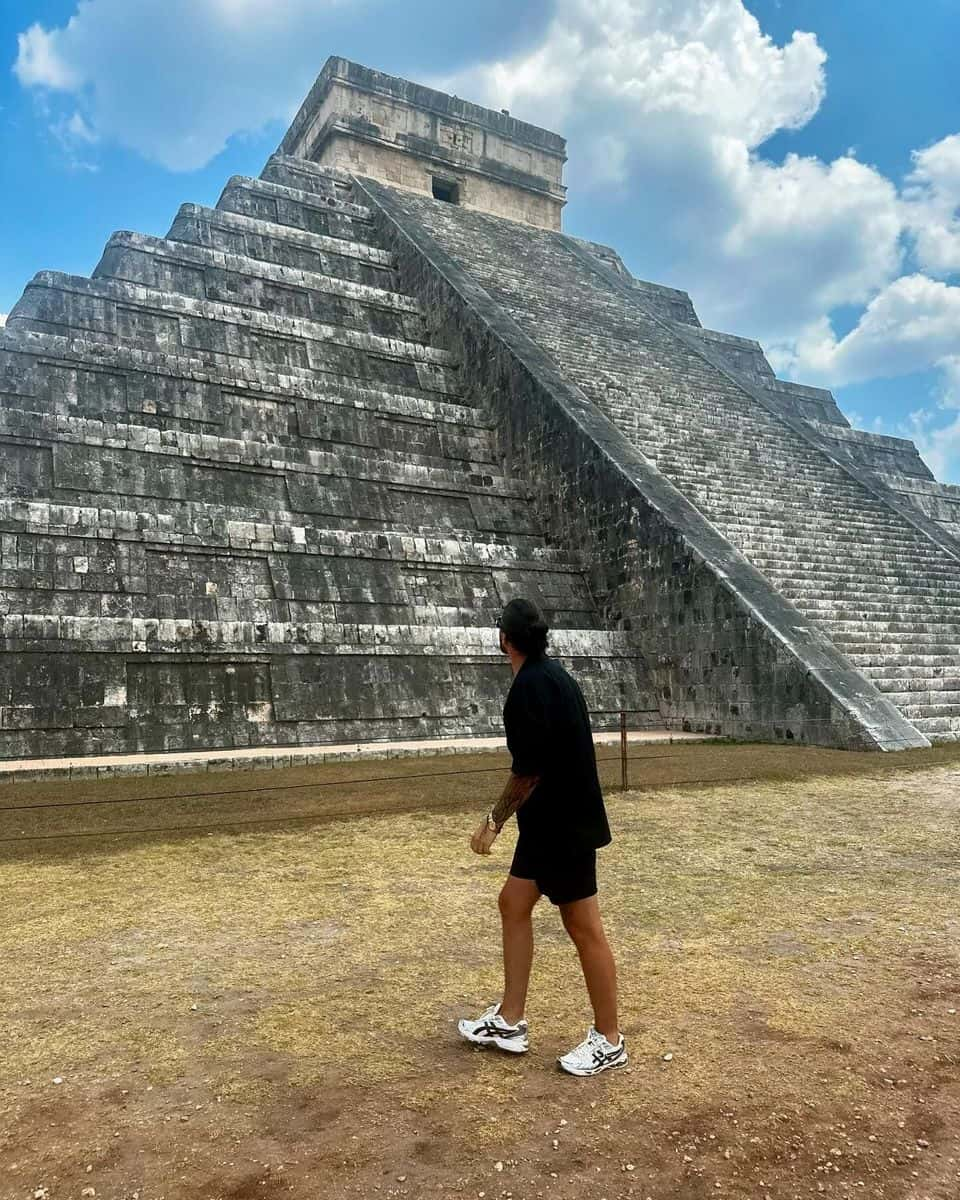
<box><xmin>1</xmin><ymin>741</ymin><xmax>960</xmax><ymax>1200</ymax></box>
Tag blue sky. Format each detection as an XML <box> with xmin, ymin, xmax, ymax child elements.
<box><xmin>2</xmin><ymin>0</ymin><xmax>958</xmax><ymax>478</ymax></box>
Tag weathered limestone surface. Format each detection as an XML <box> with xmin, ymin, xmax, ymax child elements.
<box><xmin>280</xmin><ymin>59</ymin><xmax>567</xmax><ymax>230</ymax></box>
<box><xmin>360</xmin><ymin>179</ymin><xmax>960</xmax><ymax>746</ymax></box>
<box><xmin>0</xmin><ymin>159</ymin><xmax>654</xmax><ymax>758</ymax></box>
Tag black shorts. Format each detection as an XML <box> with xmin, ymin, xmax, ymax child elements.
<box><xmin>509</xmin><ymin>837</ymin><xmax>598</xmax><ymax>906</ymax></box>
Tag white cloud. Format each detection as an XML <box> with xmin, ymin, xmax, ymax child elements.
<box><xmin>13</xmin><ymin>0</ymin><xmax>353</xmax><ymax>171</ymax></box>
<box><xmin>891</xmin><ymin>401</ymin><xmax>960</xmax><ymax>484</ymax></box>
<box><xmin>443</xmin><ymin>0</ymin><xmax>960</xmax><ymax>479</ymax></box>
<box><xmin>800</xmin><ymin>305</ymin><xmax>960</xmax><ymax>483</ymax></box>
<box><xmin>942</xmin><ymin>356</ymin><xmax>960</xmax><ymax>408</ymax></box>
<box><xmin>0</xmin><ymin>314</ymin><xmax>7</xmax><ymax>328</ymax></box>
<box><xmin>697</xmin><ymin>141</ymin><xmax>901</xmax><ymax>337</ymax></box>
<box><xmin>64</xmin><ymin>111</ymin><xmax>98</xmax><ymax>144</ymax></box>
<box><xmin>14</xmin><ymin>23</ymin><xmax>83</xmax><ymax>90</ymax></box>
<box><xmin>775</xmin><ymin>275</ymin><xmax>960</xmax><ymax>387</ymax></box>
<box><xmin>443</xmin><ymin>0</ymin><xmax>826</xmax><ymax>150</ymax></box>
<box><xmin>903</xmin><ymin>134</ymin><xmax>960</xmax><ymax>277</ymax></box>
<box><xmin>440</xmin><ymin>0</ymin><xmax>904</xmax><ymax>347</ymax></box>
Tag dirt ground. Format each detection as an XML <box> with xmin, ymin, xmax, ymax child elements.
<box><xmin>2</xmin><ymin>742</ymin><xmax>960</xmax><ymax>1200</ymax></box>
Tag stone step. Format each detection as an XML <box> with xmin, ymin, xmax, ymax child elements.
<box><xmin>0</xmin><ymin>506</ymin><xmax>583</xmax><ymax>572</ymax></box>
<box><xmin>0</xmin><ymin>330</ymin><xmax>480</xmax><ymax>424</ymax></box>
<box><xmin>819</xmin><ymin>616</ymin><xmax>960</xmax><ymax>634</ymax></box>
<box><xmin>716</xmin><ymin>517</ymin><xmax>917</xmax><ymax>541</ymax></box>
<box><xmin>660</xmin><ymin>448</ymin><xmax>885</xmax><ymax>478</ymax></box>
<box><xmin>717</xmin><ymin>519</ymin><xmax>932</xmax><ymax>550</ymax></box>
<box><xmin>707</xmin><ymin>499</ymin><xmax>926</xmax><ymax>526</ymax></box>
<box><xmin>833</xmin><ymin>634</ymin><xmax>960</xmax><ymax>653</ymax></box>
<box><xmin>663</xmin><ymin>459</ymin><xmax>897</xmax><ymax>494</ymax></box>
<box><xmin>656</xmin><ymin>437</ymin><xmax>867</xmax><ymax>468</ymax></box>
<box><xmin>0</xmin><ymin>439</ymin><xmax>543</xmax><ymax>539</ymax></box>
<box><xmin>836</xmin><ymin>654</ymin><xmax>960</xmax><ymax>671</ymax></box>
<box><xmin>858</xmin><ymin>664</ymin><xmax>960</xmax><ymax>681</ymax></box>
<box><xmin>790</xmin><ymin>600</ymin><xmax>960</xmax><ymax>624</ymax></box>
<box><xmin>859</xmin><ymin>672</ymin><xmax>960</xmax><ymax>691</ymax></box>
<box><xmin>169</xmin><ymin>203</ymin><xmax>396</xmax><ymax>289</ymax></box>
<box><xmin>749</xmin><ymin>552</ymin><xmax>951</xmax><ymax>579</ymax></box>
<box><xmin>845</xmin><ymin>653</ymin><xmax>960</xmax><ymax>669</ymax></box>
<box><xmin>706</xmin><ymin>498</ymin><xmax>921</xmax><ymax>524</ymax></box>
<box><xmin>224</xmin><ymin>172</ymin><xmax>373</xmax><ymax>222</ymax></box>
<box><xmin>0</xmin><ymin>393</ymin><xmax>497</xmax><ymax>468</ymax></box>
<box><xmin>95</xmin><ymin>231</ymin><xmax>423</xmax><ymax>339</ymax></box>
<box><xmin>851</xmin><ymin>660</ymin><xmax>960</xmax><ymax>675</ymax></box>
<box><xmin>260</xmin><ymin>153</ymin><xmax>353</xmax><ymax>200</ymax></box>
<box><xmin>743</xmin><ymin>541</ymin><xmax>954</xmax><ymax>567</ymax></box>
<box><xmin>762</xmin><ymin>576</ymin><xmax>960</xmax><ymax>596</ymax></box>
<box><xmin>708</xmin><ymin>501</ymin><xmax>907</xmax><ymax>525</ymax></box>
<box><xmin>0</xmin><ymin>590</ymin><xmax>599</xmax><ymax>633</ymax></box>
<box><xmin>877</xmin><ymin>694</ymin><xmax>960</xmax><ymax>713</ymax></box>
<box><xmin>0</xmin><ymin>416</ymin><xmax>525</xmax><ymax>504</ymax></box>
<box><xmin>764</xmin><ymin>575</ymin><xmax>960</xmax><ymax>598</ymax></box>
<box><xmin>794</xmin><ymin>598</ymin><xmax>960</xmax><ymax>620</ymax></box>
<box><xmin>0</xmin><ymin>613</ymin><xmax>639</xmax><ymax>659</ymax></box>
<box><xmin>862</xmin><ymin>677</ymin><xmax>960</xmax><ymax>695</ymax></box>
<box><xmin>905</xmin><ymin>715</ymin><xmax>960</xmax><ymax>735</ymax></box>
<box><xmin>747</xmin><ymin>553</ymin><xmax>960</xmax><ymax>579</ymax></box>
<box><xmin>217</xmin><ymin>175</ymin><xmax>382</xmax><ymax>247</ymax></box>
<box><xmin>667</xmin><ymin>471</ymin><xmax>923</xmax><ymax>515</ymax></box>
<box><xmin>7</xmin><ymin>272</ymin><xmax>463</xmax><ymax>399</ymax></box>
<box><xmin>737</xmin><ymin>537</ymin><xmax>939</xmax><ymax>567</ymax></box>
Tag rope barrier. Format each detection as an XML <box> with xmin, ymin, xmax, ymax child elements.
<box><xmin>0</xmin><ymin>770</ymin><xmax>842</xmax><ymax>845</ymax></box>
<box><xmin>3</xmin><ymin>755</ymin><xmax>951</xmax><ymax>846</ymax></box>
<box><xmin>0</xmin><ymin>753</ymin><xmax>686</xmax><ymax>814</ymax></box>
<box><xmin>0</xmin><ymin>700</ymin><xmax>951</xmax><ymax>845</ymax></box>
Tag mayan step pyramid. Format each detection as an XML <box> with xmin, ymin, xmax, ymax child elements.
<box><xmin>2</xmin><ymin>56</ymin><xmax>959</xmax><ymax>758</ymax></box>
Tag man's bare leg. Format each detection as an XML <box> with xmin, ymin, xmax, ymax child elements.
<box><xmin>498</xmin><ymin>875</ymin><xmax>541</xmax><ymax>1025</ymax></box>
<box><xmin>559</xmin><ymin>895</ymin><xmax>620</xmax><ymax>1041</ymax></box>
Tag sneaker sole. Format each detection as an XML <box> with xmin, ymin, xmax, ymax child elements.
<box><xmin>457</xmin><ymin>1023</ymin><xmax>529</xmax><ymax>1054</ymax></box>
<box><xmin>557</xmin><ymin>1053</ymin><xmax>628</xmax><ymax>1077</ymax></box>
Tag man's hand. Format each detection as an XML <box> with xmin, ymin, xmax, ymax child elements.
<box><xmin>470</xmin><ymin>816</ymin><xmax>499</xmax><ymax>855</ymax></box>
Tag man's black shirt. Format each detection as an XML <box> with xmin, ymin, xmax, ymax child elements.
<box><xmin>503</xmin><ymin>654</ymin><xmax>611</xmax><ymax>853</ymax></box>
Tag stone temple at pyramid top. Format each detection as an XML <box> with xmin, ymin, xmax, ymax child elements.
<box><xmin>279</xmin><ymin>56</ymin><xmax>568</xmax><ymax>230</ymax></box>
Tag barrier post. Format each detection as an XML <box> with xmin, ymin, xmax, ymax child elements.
<box><xmin>620</xmin><ymin>710</ymin><xmax>628</xmax><ymax>791</ymax></box>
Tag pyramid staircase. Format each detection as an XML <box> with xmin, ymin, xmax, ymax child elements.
<box><xmin>651</xmin><ymin>392</ymin><xmax>960</xmax><ymax>743</ymax></box>
<box><xmin>373</xmin><ymin>185</ymin><xmax>960</xmax><ymax>745</ymax></box>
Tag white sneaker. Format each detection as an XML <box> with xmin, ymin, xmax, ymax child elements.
<box><xmin>558</xmin><ymin>1025</ymin><xmax>627</xmax><ymax>1076</ymax></box>
<box><xmin>457</xmin><ymin>1002</ymin><xmax>529</xmax><ymax>1053</ymax></box>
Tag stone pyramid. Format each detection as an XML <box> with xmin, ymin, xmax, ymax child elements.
<box><xmin>2</xmin><ymin>56</ymin><xmax>959</xmax><ymax>758</ymax></box>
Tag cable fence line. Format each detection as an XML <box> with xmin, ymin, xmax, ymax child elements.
<box><xmin>0</xmin><ymin>753</ymin><xmax>688</xmax><ymax>815</ymax></box>
<box><xmin>0</xmin><ymin>705</ymin><xmax>677</xmax><ymax>801</ymax></box>
<box><xmin>0</xmin><ymin>707</ymin><xmax>948</xmax><ymax>847</ymax></box>
<box><xmin>0</xmin><ymin>754</ymin><xmax>949</xmax><ymax>847</ymax></box>
<box><xmin>0</xmin><ymin>773</ymin><xmax>832</xmax><ymax>846</ymax></box>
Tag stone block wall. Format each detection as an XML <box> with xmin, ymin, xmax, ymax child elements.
<box><xmin>0</xmin><ymin>156</ymin><xmax>654</xmax><ymax>759</ymax></box>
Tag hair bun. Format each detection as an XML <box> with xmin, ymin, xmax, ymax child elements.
<box><xmin>499</xmin><ymin>598</ymin><xmax>550</xmax><ymax>657</ymax></box>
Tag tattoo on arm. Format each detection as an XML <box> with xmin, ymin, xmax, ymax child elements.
<box><xmin>491</xmin><ymin>773</ymin><xmax>541</xmax><ymax>830</ymax></box>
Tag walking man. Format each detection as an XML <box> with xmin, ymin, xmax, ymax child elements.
<box><xmin>457</xmin><ymin>598</ymin><xmax>626</xmax><ymax>1076</ymax></box>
